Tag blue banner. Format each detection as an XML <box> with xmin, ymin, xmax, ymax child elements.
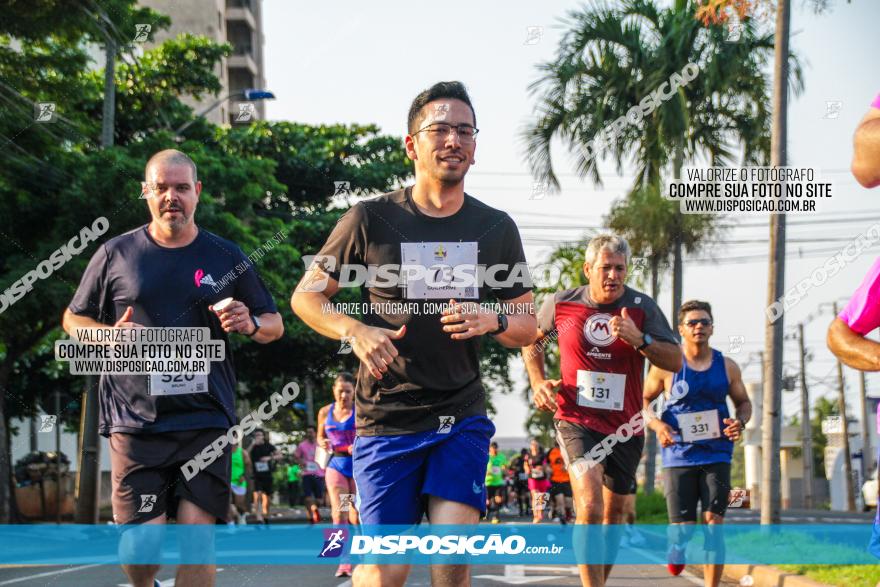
<box><xmin>0</xmin><ymin>524</ymin><xmax>876</xmax><ymax>565</ymax></box>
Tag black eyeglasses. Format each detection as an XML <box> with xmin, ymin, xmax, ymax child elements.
<box><xmin>684</xmin><ymin>318</ymin><xmax>712</xmax><ymax>327</ymax></box>
<box><xmin>412</xmin><ymin>122</ymin><xmax>479</xmax><ymax>142</ymax></box>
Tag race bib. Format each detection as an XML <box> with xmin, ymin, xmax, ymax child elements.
<box><xmin>254</xmin><ymin>461</ymin><xmax>269</xmax><ymax>473</ymax></box>
<box><xmin>678</xmin><ymin>409</ymin><xmax>721</xmax><ymax>442</ymax></box>
<box><xmin>576</xmin><ymin>370</ymin><xmax>626</xmax><ymax>411</ymax></box>
<box><xmin>149</xmin><ymin>373</ymin><xmax>208</xmax><ymax>396</ymax></box>
<box><xmin>491</xmin><ymin>466</ymin><xmax>502</xmax><ymax>476</ymax></box>
<box><xmin>518</xmin><ymin>472</ymin><xmax>527</xmax><ymax>481</ymax></box>
<box><xmin>306</xmin><ymin>462</ymin><xmax>318</xmax><ymax>472</ymax></box>
<box><xmin>531</xmin><ymin>466</ymin><xmax>545</xmax><ymax>479</ymax></box>
<box><xmin>400</xmin><ymin>242</ymin><xmax>478</xmax><ymax>299</ymax></box>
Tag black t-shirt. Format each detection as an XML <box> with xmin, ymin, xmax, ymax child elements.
<box><xmin>315</xmin><ymin>187</ymin><xmax>530</xmax><ymax>435</ymax></box>
<box><xmin>68</xmin><ymin>225</ymin><xmax>277</xmax><ymax>436</ymax></box>
<box><xmin>250</xmin><ymin>442</ymin><xmax>277</xmax><ymax>477</ymax></box>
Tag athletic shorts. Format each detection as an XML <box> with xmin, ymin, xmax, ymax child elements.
<box><xmin>554</xmin><ymin>419</ymin><xmax>644</xmax><ymax>495</ymax></box>
<box><xmin>353</xmin><ymin>415</ymin><xmax>495</xmax><ymax>525</ymax></box>
<box><xmin>664</xmin><ymin>462</ymin><xmax>732</xmax><ymax>522</ymax></box>
<box><xmin>301</xmin><ymin>474</ymin><xmax>325</xmax><ymax>499</ymax></box>
<box><xmin>109</xmin><ymin>429</ymin><xmax>230</xmax><ymax>525</ymax></box>
<box><xmin>528</xmin><ymin>477</ymin><xmax>551</xmax><ymax>493</ymax></box>
<box><xmin>550</xmin><ymin>481</ymin><xmax>573</xmax><ymax>498</ymax></box>
<box><xmin>487</xmin><ymin>485</ymin><xmax>505</xmax><ymax>501</ymax></box>
<box><xmin>253</xmin><ymin>474</ymin><xmax>274</xmax><ymax>494</ymax></box>
<box><xmin>325</xmin><ymin>466</ymin><xmax>356</xmax><ymax>494</ymax></box>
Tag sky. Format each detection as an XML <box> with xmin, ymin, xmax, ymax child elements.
<box><xmin>262</xmin><ymin>0</ymin><xmax>880</xmax><ymax>438</ymax></box>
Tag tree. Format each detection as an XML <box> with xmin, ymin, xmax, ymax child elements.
<box><xmin>523</xmin><ymin>0</ymin><xmax>788</xmax><ymax>322</ymax></box>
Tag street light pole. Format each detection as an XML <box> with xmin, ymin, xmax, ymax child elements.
<box><xmin>832</xmin><ymin>302</ymin><xmax>856</xmax><ymax>512</ymax></box>
<box><xmin>173</xmin><ymin>88</ymin><xmax>275</xmax><ymax>136</ymax></box>
<box><xmin>797</xmin><ymin>323</ymin><xmax>814</xmax><ymax>509</ymax></box>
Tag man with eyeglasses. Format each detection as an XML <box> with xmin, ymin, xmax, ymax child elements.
<box><xmin>643</xmin><ymin>299</ymin><xmax>751</xmax><ymax>586</ymax></box>
<box><xmin>62</xmin><ymin>149</ymin><xmax>283</xmax><ymax>587</ymax></box>
<box><xmin>292</xmin><ymin>81</ymin><xmax>536</xmax><ymax>587</ymax></box>
<box><xmin>523</xmin><ymin>233</ymin><xmax>681</xmax><ymax>587</ymax></box>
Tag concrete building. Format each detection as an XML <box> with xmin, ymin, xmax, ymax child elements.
<box><xmin>139</xmin><ymin>0</ymin><xmax>267</xmax><ymax>125</ymax></box>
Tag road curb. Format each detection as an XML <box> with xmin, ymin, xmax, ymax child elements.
<box><xmin>719</xmin><ymin>564</ymin><xmax>832</xmax><ymax>587</ymax></box>
<box><xmin>640</xmin><ymin>528</ymin><xmax>833</xmax><ymax>587</ymax></box>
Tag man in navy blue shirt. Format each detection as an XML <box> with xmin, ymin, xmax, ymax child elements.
<box><xmin>62</xmin><ymin>149</ymin><xmax>283</xmax><ymax>587</ymax></box>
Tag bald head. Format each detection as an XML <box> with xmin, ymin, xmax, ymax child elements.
<box><xmin>145</xmin><ymin>149</ymin><xmax>197</xmax><ymax>184</ymax></box>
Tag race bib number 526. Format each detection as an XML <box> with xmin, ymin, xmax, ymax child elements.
<box><xmin>149</xmin><ymin>373</ymin><xmax>207</xmax><ymax>396</ymax></box>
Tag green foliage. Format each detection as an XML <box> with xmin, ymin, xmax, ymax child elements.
<box><xmin>636</xmin><ymin>487</ymin><xmax>669</xmax><ymax>523</ymax></box>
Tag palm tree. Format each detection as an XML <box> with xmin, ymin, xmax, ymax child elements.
<box><xmin>523</xmin><ymin>0</ymin><xmax>797</xmax><ymax>322</ymax></box>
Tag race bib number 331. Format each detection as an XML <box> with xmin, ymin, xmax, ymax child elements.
<box><xmin>678</xmin><ymin>409</ymin><xmax>721</xmax><ymax>442</ymax></box>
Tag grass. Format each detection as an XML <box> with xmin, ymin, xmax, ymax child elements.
<box><xmin>636</xmin><ymin>488</ymin><xmax>668</xmax><ymax>524</ymax></box>
<box><xmin>776</xmin><ymin>564</ymin><xmax>880</xmax><ymax>587</ymax></box>
<box><xmin>635</xmin><ymin>492</ymin><xmax>880</xmax><ymax>587</ymax></box>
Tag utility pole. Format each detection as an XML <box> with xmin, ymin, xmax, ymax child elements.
<box><xmin>797</xmin><ymin>323</ymin><xmax>814</xmax><ymax>509</ymax></box>
<box><xmin>833</xmin><ymin>302</ymin><xmax>856</xmax><ymax>512</ymax></box>
<box><xmin>761</xmin><ymin>0</ymin><xmax>790</xmax><ymax>526</ymax></box>
<box><xmin>859</xmin><ymin>371</ymin><xmax>873</xmax><ymax>479</ymax></box>
<box><xmin>76</xmin><ymin>35</ymin><xmax>115</xmax><ymax>525</ymax></box>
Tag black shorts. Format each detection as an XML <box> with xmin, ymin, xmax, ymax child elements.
<box><xmin>554</xmin><ymin>419</ymin><xmax>644</xmax><ymax>495</ymax></box>
<box><xmin>301</xmin><ymin>474</ymin><xmax>325</xmax><ymax>499</ymax></box>
<box><xmin>550</xmin><ymin>481</ymin><xmax>572</xmax><ymax>498</ymax></box>
<box><xmin>109</xmin><ymin>429</ymin><xmax>230</xmax><ymax>525</ymax></box>
<box><xmin>253</xmin><ymin>474</ymin><xmax>274</xmax><ymax>494</ymax></box>
<box><xmin>487</xmin><ymin>485</ymin><xmax>505</xmax><ymax>500</ymax></box>
<box><xmin>664</xmin><ymin>462</ymin><xmax>732</xmax><ymax>522</ymax></box>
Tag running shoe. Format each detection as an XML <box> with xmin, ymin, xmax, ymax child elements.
<box><xmin>335</xmin><ymin>563</ymin><xmax>352</xmax><ymax>577</ymax></box>
<box><xmin>667</xmin><ymin>545</ymin><xmax>686</xmax><ymax>576</ymax></box>
<box><xmin>625</xmin><ymin>524</ymin><xmax>646</xmax><ymax>547</ymax></box>
<box><xmin>491</xmin><ymin>516</ymin><xmax>500</xmax><ymax>524</ymax></box>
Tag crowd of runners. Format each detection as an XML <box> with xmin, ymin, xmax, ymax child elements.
<box><xmin>59</xmin><ymin>82</ymin><xmax>880</xmax><ymax>587</ymax></box>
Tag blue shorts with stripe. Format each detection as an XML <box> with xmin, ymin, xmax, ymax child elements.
<box><xmin>353</xmin><ymin>415</ymin><xmax>495</xmax><ymax>525</ymax></box>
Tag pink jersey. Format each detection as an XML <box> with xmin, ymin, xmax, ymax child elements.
<box><xmin>838</xmin><ymin>257</ymin><xmax>880</xmax><ymax>432</ymax></box>
<box><xmin>872</xmin><ymin>94</ymin><xmax>880</xmax><ymax>109</ymax></box>
<box><xmin>294</xmin><ymin>439</ymin><xmax>325</xmax><ymax>477</ymax></box>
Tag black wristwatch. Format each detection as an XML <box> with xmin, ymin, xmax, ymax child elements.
<box><xmin>247</xmin><ymin>314</ymin><xmax>261</xmax><ymax>337</ymax></box>
<box><xmin>636</xmin><ymin>332</ymin><xmax>653</xmax><ymax>351</ymax></box>
<box><xmin>489</xmin><ymin>313</ymin><xmax>508</xmax><ymax>336</ymax></box>
<box><xmin>737</xmin><ymin>417</ymin><xmax>748</xmax><ymax>429</ymax></box>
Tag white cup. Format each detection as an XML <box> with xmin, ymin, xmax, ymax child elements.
<box><xmin>212</xmin><ymin>297</ymin><xmax>234</xmax><ymax>313</ymax></box>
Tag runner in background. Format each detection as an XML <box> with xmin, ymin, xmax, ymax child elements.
<box><xmin>249</xmin><ymin>429</ymin><xmax>281</xmax><ymax>524</ymax></box>
<box><xmin>851</xmin><ymin>93</ymin><xmax>880</xmax><ymax>188</ymax></box>
<box><xmin>509</xmin><ymin>448</ymin><xmax>531</xmax><ymax>517</ymax></box>
<box><xmin>317</xmin><ymin>372</ymin><xmax>358</xmax><ymax>578</ymax></box>
<box><xmin>523</xmin><ymin>234</ymin><xmax>681</xmax><ymax>587</ymax></box>
<box><xmin>294</xmin><ymin>425</ymin><xmax>325</xmax><ymax>524</ymax></box>
<box><xmin>227</xmin><ymin>441</ymin><xmax>251</xmax><ymax>526</ymax></box>
<box><xmin>525</xmin><ymin>439</ymin><xmax>551</xmax><ymax>523</ymax></box>
<box><xmin>485</xmin><ymin>442</ymin><xmax>508</xmax><ymax>523</ymax></box>
<box><xmin>548</xmin><ymin>442</ymin><xmax>573</xmax><ymax>524</ymax></box>
<box><xmin>286</xmin><ymin>457</ymin><xmax>301</xmax><ymax>507</ymax></box>
<box><xmin>644</xmin><ymin>300</ymin><xmax>750</xmax><ymax>585</ymax></box>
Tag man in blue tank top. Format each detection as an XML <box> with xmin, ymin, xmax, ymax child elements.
<box><xmin>643</xmin><ymin>300</ymin><xmax>752</xmax><ymax>587</ymax></box>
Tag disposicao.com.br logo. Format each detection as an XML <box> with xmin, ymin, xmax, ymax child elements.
<box><xmin>350</xmin><ymin>533</ymin><xmax>562</xmax><ymax>556</ymax></box>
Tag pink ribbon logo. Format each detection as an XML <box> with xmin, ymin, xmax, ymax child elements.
<box><xmin>194</xmin><ymin>269</ymin><xmax>204</xmax><ymax>287</ymax></box>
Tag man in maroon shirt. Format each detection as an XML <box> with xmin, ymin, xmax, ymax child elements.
<box><xmin>523</xmin><ymin>234</ymin><xmax>682</xmax><ymax>587</ymax></box>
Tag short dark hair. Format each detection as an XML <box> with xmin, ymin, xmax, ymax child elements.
<box><xmin>490</xmin><ymin>441</ymin><xmax>498</xmax><ymax>449</ymax></box>
<box><xmin>254</xmin><ymin>428</ymin><xmax>265</xmax><ymax>436</ymax></box>
<box><xmin>407</xmin><ymin>81</ymin><xmax>476</xmax><ymax>135</ymax></box>
<box><xmin>145</xmin><ymin>149</ymin><xmax>198</xmax><ymax>183</ymax></box>
<box><xmin>678</xmin><ymin>300</ymin><xmax>713</xmax><ymax>324</ymax></box>
<box><xmin>334</xmin><ymin>372</ymin><xmax>356</xmax><ymax>386</ymax></box>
